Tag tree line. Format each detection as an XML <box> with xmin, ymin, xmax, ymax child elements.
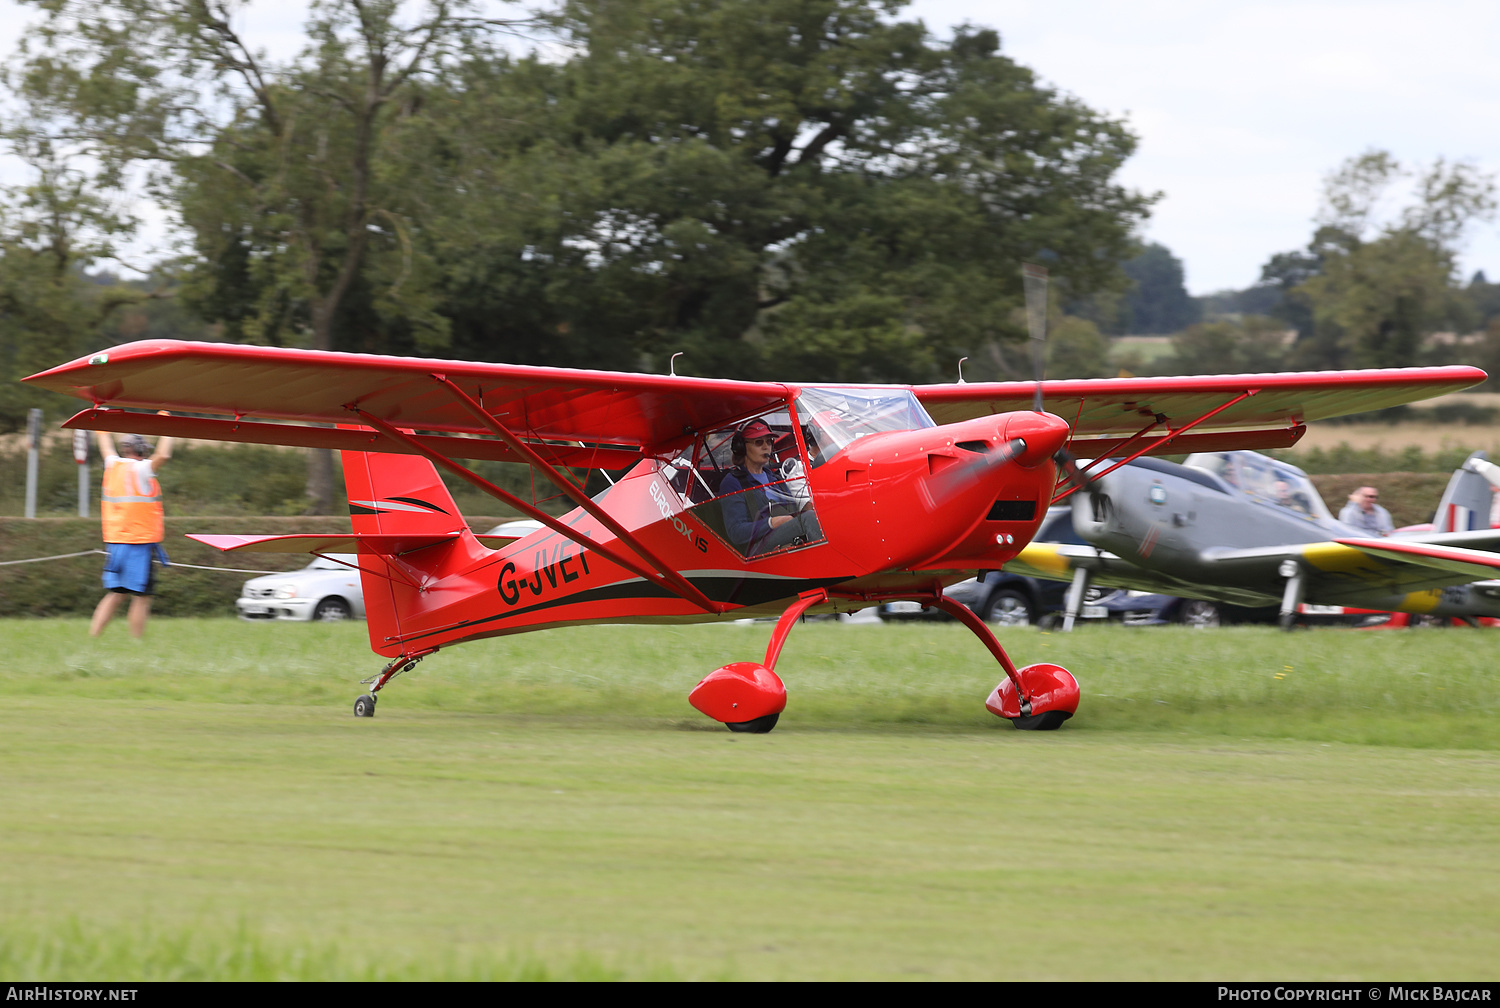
<box><xmin>3</xmin><ymin>2</ymin><xmax>1496</xmax><ymax>512</ymax></box>
<box><xmin>1074</xmin><ymin>151</ymin><xmax>1500</xmax><ymax>382</ymax></box>
<box><xmin>0</xmin><ymin>2</ymin><xmax>1148</xmax><ymax>415</ymax></box>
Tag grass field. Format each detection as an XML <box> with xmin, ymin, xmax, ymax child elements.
<box><xmin>2</xmin><ymin>619</ymin><xmax>1498</xmax><ymax>980</ymax></box>
<box><xmin>1296</xmin><ymin>422</ymin><xmax>1500</xmax><ymax>456</ymax></box>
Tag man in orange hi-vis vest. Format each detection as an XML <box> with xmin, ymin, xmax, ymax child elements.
<box><xmin>91</xmin><ymin>413</ymin><xmax>173</xmax><ymax>638</ymax></box>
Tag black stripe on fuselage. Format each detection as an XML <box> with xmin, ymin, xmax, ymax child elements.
<box><xmin>394</xmin><ymin>572</ymin><xmax>852</xmax><ymax>645</ymax></box>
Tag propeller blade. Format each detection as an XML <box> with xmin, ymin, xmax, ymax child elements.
<box><xmin>1053</xmin><ymin>448</ymin><xmax>1095</xmax><ymax>494</ymax></box>
<box><xmin>1022</xmin><ymin>263</ymin><xmax>1048</xmax><ymax>412</ymax></box>
<box><xmin>926</xmin><ymin>437</ymin><xmax>1028</xmax><ymax>507</ymax></box>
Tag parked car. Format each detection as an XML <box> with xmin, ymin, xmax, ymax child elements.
<box><xmin>881</xmin><ymin>506</ymin><xmax>1104</xmax><ymax>626</ymax></box>
<box><xmin>1090</xmin><ymin>590</ymin><xmax>1249</xmax><ymax>627</ymax></box>
<box><xmin>237</xmin><ymin>555</ymin><xmax>365</xmax><ymax>621</ymax></box>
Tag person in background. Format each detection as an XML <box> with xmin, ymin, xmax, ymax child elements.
<box><xmin>91</xmin><ymin>415</ymin><xmax>173</xmax><ymax>637</ymax></box>
<box><xmin>1339</xmin><ymin>485</ymin><xmax>1393</xmax><ymax>537</ymax></box>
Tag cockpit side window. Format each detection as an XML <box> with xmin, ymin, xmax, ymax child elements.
<box><xmin>677</xmin><ymin>412</ymin><xmax>826</xmax><ymax>559</ymax></box>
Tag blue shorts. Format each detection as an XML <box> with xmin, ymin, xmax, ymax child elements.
<box><xmin>102</xmin><ymin>543</ymin><xmax>166</xmax><ymax>596</ymax></box>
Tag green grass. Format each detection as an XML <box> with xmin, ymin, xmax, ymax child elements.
<box><xmin>2</xmin><ymin>620</ymin><xmax>1498</xmax><ymax>980</ymax></box>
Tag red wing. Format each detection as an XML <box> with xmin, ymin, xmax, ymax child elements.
<box><xmin>914</xmin><ymin>368</ymin><xmax>1486</xmax><ymax>443</ymax></box>
<box><xmin>24</xmin><ymin>339</ymin><xmax>791</xmax><ymax>462</ymax></box>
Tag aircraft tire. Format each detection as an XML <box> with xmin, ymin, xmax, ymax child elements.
<box><xmin>353</xmin><ymin>694</ymin><xmax>377</xmax><ymax>717</ymax></box>
<box><xmin>314</xmin><ymin>597</ymin><xmax>353</xmax><ymax>622</ymax></box>
<box><xmin>725</xmin><ymin>712</ymin><xmax>779</xmax><ymax>734</ymax></box>
<box><xmin>982</xmin><ymin>589</ymin><xmax>1034</xmax><ymax>627</ymax></box>
<box><xmin>1177</xmin><ymin>600</ymin><xmax>1221</xmax><ymax>629</ymax></box>
<box><xmin>1008</xmin><ymin>710</ymin><xmax>1072</xmax><ymax>731</ymax></box>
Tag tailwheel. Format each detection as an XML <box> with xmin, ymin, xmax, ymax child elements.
<box><xmin>726</xmin><ymin>712</ymin><xmax>781</xmax><ymax>734</ymax></box>
<box><xmin>354</xmin><ymin>652</ymin><xmax>430</xmax><ymax>717</ymax></box>
<box><xmin>985</xmin><ymin>663</ymin><xmax>1080</xmax><ymax>731</ymax></box>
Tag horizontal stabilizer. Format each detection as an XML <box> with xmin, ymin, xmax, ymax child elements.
<box><xmin>187</xmin><ymin>532</ymin><xmax>461</xmax><ymax>555</ymax></box>
<box><xmin>1334</xmin><ymin>538</ymin><xmax>1500</xmax><ymax>580</ymax></box>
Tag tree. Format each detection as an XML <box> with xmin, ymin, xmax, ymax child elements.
<box><xmin>1045</xmin><ymin>316</ymin><xmax>1112</xmax><ymax>378</ymax></box>
<box><xmin>413</xmin><ymin>0</ymin><xmax>1154</xmax><ymax>381</ymax></box>
<box><xmin>1279</xmin><ymin>151</ymin><xmax>1496</xmax><ymax>369</ymax></box>
<box><xmin>0</xmin><ymin>123</ymin><xmax>166</xmax><ymax>430</ymax></box>
<box><xmin>12</xmin><ymin>0</ymin><xmax>525</xmax><ymax>507</ymax></box>
<box><xmin>1118</xmin><ymin>242</ymin><xmax>1198</xmax><ymax>334</ymax></box>
<box><xmin>1162</xmin><ymin>316</ymin><xmax>1290</xmax><ymax>376</ymax></box>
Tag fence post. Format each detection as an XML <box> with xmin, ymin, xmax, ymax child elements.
<box><xmin>74</xmin><ymin>429</ymin><xmax>90</xmax><ymax>517</ymax></box>
<box><xmin>24</xmin><ymin>408</ymin><xmax>42</xmax><ymax>519</ymax></box>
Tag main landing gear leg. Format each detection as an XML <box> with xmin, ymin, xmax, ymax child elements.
<box><xmin>1060</xmin><ymin>566</ymin><xmax>1092</xmax><ymax>633</ymax></box>
<box><xmin>353</xmin><ymin>650</ymin><xmax>434</xmax><ymax>717</ymax></box>
<box><xmin>928</xmin><ymin>596</ymin><xmax>1080</xmax><ymax>731</ymax></box>
<box><xmin>1277</xmin><ymin>559</ymin><xmax>1305</xmax><ymax>633</ymax></box>
<box><xmin>688</xmin><ymin>590</ymin><xmax>830</xmax><ymax>734</ymax></box>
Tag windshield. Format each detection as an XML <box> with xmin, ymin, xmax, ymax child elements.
<box><xmin>1184</xmin><ymin>451</ymin><xmax>1332</xmax><ymax>520</ymax></box>
<box><xmin>308</xmin><ymin>554</ymin><xmax>357</xmax><ymax>570</ymax></box>
<box><xmin>796</xmin><ymin>387</ymin><xmax>935</xmax><ymax>467</ymax></box>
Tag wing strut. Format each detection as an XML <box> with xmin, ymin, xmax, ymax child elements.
<box><xmin>1078</xmin><ymin>415</ymin><xmax>1166</xmax><ymax>474</ymax></box>
<box><xmin>1051</xmin><ymin>389</ymin><xmax>1258</xmax><ymax>504</ymax></box>
<box><xmin>427</xmin><ymin>373</ymin><xmax>725</xmax><ymax>612</ymax></box>
<box><xmin>346</xmin><ymin>405</ymin><xmax>723</xmax><ymax>615</ymax></box>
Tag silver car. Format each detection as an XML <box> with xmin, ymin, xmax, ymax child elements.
<box><xmin>237</xmin><ymin>555</ymin><xmax>365</xmax><ymax>622</ymax></box>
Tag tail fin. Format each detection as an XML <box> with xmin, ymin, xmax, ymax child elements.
<box><xmin>339</xmin><ymin>433</ymin><xmax>487</xmax><ymax>656</ymax></box>
<box><xmin>342</xmin><ymin>441</ymin><xmax>465</xmax><ymax>537</ymax></box>
<box><xmin>1431</xmin><ymin>451</ymin><xmax>1500</xmax><ymax>532</ymax></box>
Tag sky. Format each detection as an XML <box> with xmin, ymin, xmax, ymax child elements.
<box><xmin>906</xmin><ymin>0</ymin><xmax>1500</xmax><ymax>294</ymax></box>
<box><xmin>1</xmin><ymin>0</ymin><xmax>1496</xmax><ymax>295</ymax></box>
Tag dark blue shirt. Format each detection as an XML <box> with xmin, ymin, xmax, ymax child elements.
<box><xmin>718</xmin><ymin>467</ymin><xmax>793</xmax><ymax>549</ymax></box>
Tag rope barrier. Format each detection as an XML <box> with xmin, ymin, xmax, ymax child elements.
<box><xmin>169</xmin><ymin>561</ymin><xmax>287</xmax><ymax>575</ymax></box>
<box><xmin>0</xmin><ymin>549</ymin><xmax>104</xmax><ymax>566</ymax></box>
<box><xmin>0</xmin><ymin>549</ymin><xmax>285</xmax><ymax>575</ymax></box>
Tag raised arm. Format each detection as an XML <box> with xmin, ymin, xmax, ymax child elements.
<box><xmin>149</xmin><ymin>411</ymin><xmax>173</xmax><ymax>468</ymax></box>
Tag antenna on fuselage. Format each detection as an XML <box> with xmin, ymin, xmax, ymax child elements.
<box><xmin>669</xmin><ymin>352</ymin><xmax>684</xmax><ymax>377</ymax></box>
<box><xmin>957</xmin><ymin>357</ymin><xmax>968</xmax><ymax>383</ymax></box>
<box><xmin>1021</xmin><ymin>263</ymin><xmax>1048</xmax><ymax>412</ymax></box>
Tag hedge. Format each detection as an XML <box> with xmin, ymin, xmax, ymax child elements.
<box><xmin>0</xmin><ymin>515</ymin><xmax>511</xmax><ymax>617</ymax></box>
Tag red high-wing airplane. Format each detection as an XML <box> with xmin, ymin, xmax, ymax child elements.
<box><xmin>25</xmin><ymin>339</ymin><xmax>1486</xmax><ymax>732</ymax></box>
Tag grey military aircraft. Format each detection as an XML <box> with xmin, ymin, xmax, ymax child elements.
<box><xmin>1004</xmin><ymin>448</ymin><xmax>1500</xmax><ymax>630</ymax></box>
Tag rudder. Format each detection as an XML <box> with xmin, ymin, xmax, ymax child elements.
<box><xmin>1431</xmin><ymin>451</ymin><xmax>1500</xmax><ymax>532</ymax></box>
<box><xmin>338</xmin><ymin>431</ymin><xmax>474</xmax><ymax>656</ymax></box>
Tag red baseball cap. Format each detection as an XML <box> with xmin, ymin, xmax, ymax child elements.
<box><xmin>740</xmin><ymin>419</ymin><xmax>774</xmax><ymax>440</ymax></box>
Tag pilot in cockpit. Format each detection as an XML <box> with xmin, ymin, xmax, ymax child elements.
<box><xmin>718</xmin><ymin>418</ymin><xmax>822</xmax><ymax>556</ymax></box>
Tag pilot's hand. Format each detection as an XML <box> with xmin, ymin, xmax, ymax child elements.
<box><xmin>768</xmin><ymin>515</ymin><xmax>793</xmax><ymax>529</ymax></box>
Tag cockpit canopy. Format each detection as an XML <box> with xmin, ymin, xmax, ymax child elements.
<box><xmin>796</xmin><ymin>386</ymin><xmax>935</xmax><ymax>467</ymax></box>
<box><xmin>1185</xmin><ymin>450</ymin><xmax>1332</xmax><ymax>520</ymax></box>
